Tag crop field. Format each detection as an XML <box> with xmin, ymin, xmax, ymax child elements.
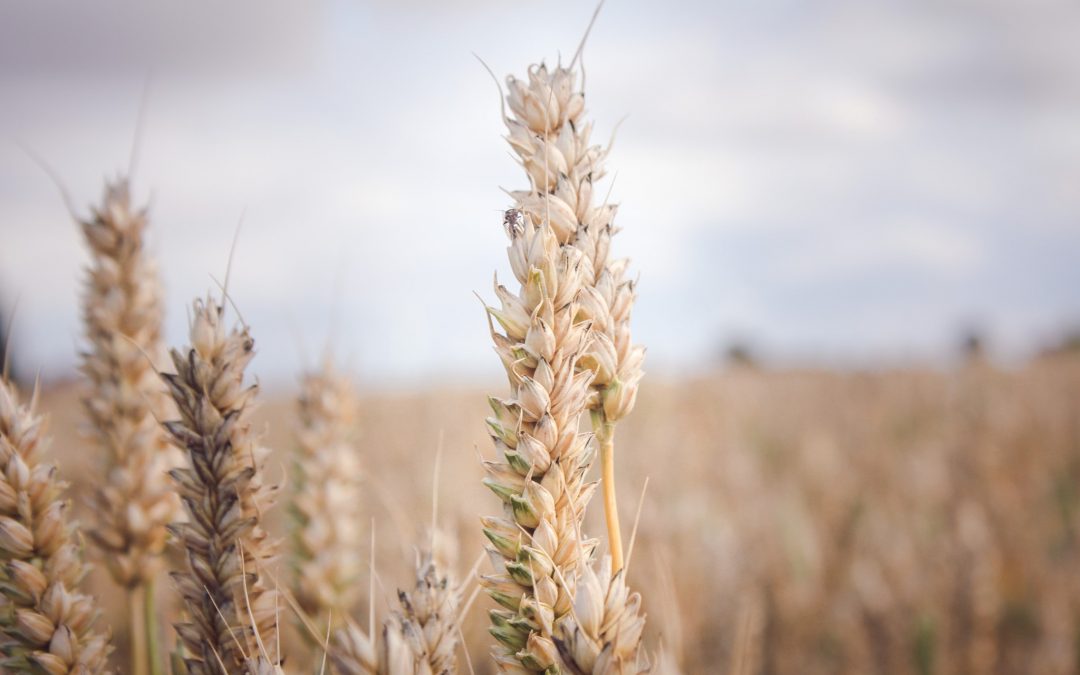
<box><xmin>24</xmin><ymin>356</ymin><xmax>1080</xmax><ymax>674</ymax></box>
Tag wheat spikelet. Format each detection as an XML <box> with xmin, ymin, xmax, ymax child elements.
<box><xmin>555</xmin><ymin>557</ymin><xmax>648</xmax><ymax>675</ymax></box>
<box><xmin>291</xmin><ymin>360</ymin><xmax>364</xmax><ymax>626</ymax></box>
<box><xmin>161</xmin><ymin>297</ymin><xmax>280</xmax><ymax>675</ymax></box>
<box><xmin>244</xmin><ymin>655</ymin><xmax>287</xmax><ymax>675</ymax></box>
<box><xmin>478</xmin><ymin>204</ymin><xmax>598</xmax><ymax>672</ymax></box>
<box><xmin>0</xmin><ymin>378</ymin><xmax>111</xmax><ymax>674</ymax></box>
<box><xmin>329</xmin><ymin>622</ymin><xmax>379</xmax><ymax>675</ymax></box>
<box><xmin>78</xmin><ymin>177</ymin><xmax>182</xmax><ymax>588</ymax></box>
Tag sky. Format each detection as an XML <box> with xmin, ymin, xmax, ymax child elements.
<box><xmin>1</xmin><ymin>0</ymin><xmax>1079</xmax><ymax>386</ymax></box>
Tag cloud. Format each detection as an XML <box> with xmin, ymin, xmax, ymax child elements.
<box><xmin>774</xmin><ymin>219</ymin><xmax>986</xmax><ymax>285</ymax></box>
<box><xmin>1</xmin><ymin>0</ymin><xmax>1079</xmax><ymax>380</ymax></box>
<box><xmin>0</xmin><ymin>0</ymin><xmax>322</xmax><ymax>78</ymax></box>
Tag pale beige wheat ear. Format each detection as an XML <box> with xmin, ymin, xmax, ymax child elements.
<box><xmin>328</xmin><ymin>546</ymin><xmax>462</xmax><ymax>675</ymax></box>
<box><xmin>291</xmin><ymin>360</ymin><xmax>364</xmax><ymax>629</ymax></box>
<box><xmin>478</xmin><ymin>202</ymin><xmax>599</xmax><ymax>672</ymax></box>
<box><xmin>502</xmin><ymin>61</ymin><xmax>644</xmax><ymax>572</ymax></box>
<box><xmin>77</xmin><ymin>177</ymin><xmax>182</xmax><ymax>674</ymax></box>
<box><xmin>0</xmin><ymin>378</ymin><xmax>111</xmax><ymax>674</ymax></box>
<box><xmin>554</xmin><ymin>480</ymin><xmax>651</xmax><ymax>674</ymax></box>
<box><xmin>391</xmin><ymin>547</ymin><xmax>462</xmax><ymax>674</ymax></box>
<box><xmin>161</xmin><ymin>297</ymin><xmax>281</xmax><ymax>674</ymax></box>
<box><xmin>79</xmin><ymin>177</ymin><xmax>180</xmax><ymax>586</ymax></box>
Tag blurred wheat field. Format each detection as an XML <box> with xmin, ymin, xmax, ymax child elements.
<box><xmin>34</xmin><ymin>355</ymin><xmax>1080</xmax><ymax>674</ymax></box>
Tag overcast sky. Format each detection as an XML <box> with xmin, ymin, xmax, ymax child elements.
<box><xmin>2</xmin><ymin>0</ymin><xmax>1079</xmax><ymax>385</ymax></box>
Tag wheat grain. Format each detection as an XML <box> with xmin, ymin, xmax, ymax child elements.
<box><xmin>161</xmin><ymin>297</ymin><xmax>280</xmax><ymax>675</ymax></box>
<box><xmin>0</xmin><ymin>378</ymin><xmax>111</xmax><ymax>674</ymax></box>
<box><xmin>79</xmin><ymin>178</ymin><xmax>181</xmax><ymax>590</ymax></box>
<box><xmin>291</xmin><ymin>360</ymin><xmax>364</xmax><ymax>628</ymax></box>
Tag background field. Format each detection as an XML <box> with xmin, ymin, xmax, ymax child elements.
<box><xmin>33</xmin><ymin>353</ymin><xmax>1080</xmax><ymax>674</ymax></box>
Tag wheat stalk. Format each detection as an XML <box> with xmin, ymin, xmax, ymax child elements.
<box><xmin>79</xmin><ymin>177</ymin><xmax>181</xmax><ymax>588</ymax></box>
<box><xmin>392</xmin><ymin>549</ymin><xmax>462</xmax><ymax>674</ymax></box>
<box><xmin>0</xmin><ymin>378</ymin><xmax>111</xmax><ymax>674</ymax></box>
<box><xmin>329</xmin><ymin>548</ymin><xmax>461</xmax><ymax>675</ymax></box>
<box><xmin>291</xmin><ymin>360</ymin><xmax>364</xmax><ymax>629</ymax></box>
<box><xmin>501</xmin><ymin>61</ymin><xmax>644</xmax><ymax>573</ymax></box>
<box><xmin>161</xmin><ymin>297</ymin><xmax>280</xmax><ymax>675</ymax></box>
<box><xmin>77</xmin><ymin>177</ymin><xmax>181</xmax><ymax>675</ymax></box>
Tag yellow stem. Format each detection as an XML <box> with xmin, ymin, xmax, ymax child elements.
<box><xmin>129</xmin><ymin>585</ymin><xmax>149</xmax><ymax>675</ymax></box>
<box><xmin>146</xmin><ymin>578</ymin><xmax>163</xmax><ymax>675</ymax></box>
<box><xmin>597</xmin><ymin>419</ymin><xmax>624</xmax><ymax>573</ymax></box>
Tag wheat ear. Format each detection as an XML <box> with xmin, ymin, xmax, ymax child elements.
<box><xmin>0</xmin><ymin>378</ymin><xmax>111</xmax><ymax>674</ymax></box>
<box><xmin>501</xmin><ymin>61</ymin><xmax>644</xmax><ymax>573</ymax></box>
<box><xmin>79</xmin><ymin>177</ymin><xmax>181</xmax><ymax>587</ymax></box>
<box><xmin>161</xmin><ymin>297</ymin><xmax>280</xmax><ymax>675</ymax></box>
<box><xmin>291</xmin><ymin>359</ymin><xmax>364</xmax><ymax>628</ymax></box>
<box><xmin>328</xmin><ymin>547</ymin><xmax>462</xmax><ymax>675</ymax></box>
<box><xmin>391</xmin><ymin>548</ymin><xmax>462</xmax><ymax>674</ymax></box>
<box><xmin>78</xmin><ymin>177</ymin><xmax>181</xmax><ymax>675</ymax></box>
<box><xmin>478</xmin><ymin>199</ymin><xmax>598</xmax><ymax>673</ymax></box>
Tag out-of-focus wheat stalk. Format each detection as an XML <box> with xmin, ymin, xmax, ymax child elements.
<box><xmin>78</xmin><ymin>177</ymin><xmax>181</xmax><ymax>675</ymax></box>
<box><xmin>500</xmin><ymin>58</ymin><xmax>643</xmax><ymax>572</ymax></box>
<box><xmin>161</xmin><ymin>297</ymin><xmax>280</xmax><ymax>675</ymax></box>
<box><xmin>79</xmin><ymin>178</ymin><xmax>179</xmax><ymax>584</ymax></box>
<box><xmin>291</xmin><ymin>360</ymin><xmax>364</xmax><ymax>631</ymax></box>
<box><xmin>0</xmin><ymin>378</ymin><xmax>111</xmax><ymax>674</ymax></box>
<box><xmin>728</xmin><ymin>590</ymin><xmax>764</xmax><ymax>675</ymax></box>
<box><xmin>394</xmin><ymin>549</ymin><xmax>462</xmax><ymax>674</ymax></box>
<box><xmin>328</xmin><ymin>548</ymin><xmax>462</xmax><ymax>675</ymax></box>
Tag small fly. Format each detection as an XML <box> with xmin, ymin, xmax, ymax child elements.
<box><xmin>503</xmin><ymin>208</ymin><xmax>525</xmax><ymax>238</ymax></box>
